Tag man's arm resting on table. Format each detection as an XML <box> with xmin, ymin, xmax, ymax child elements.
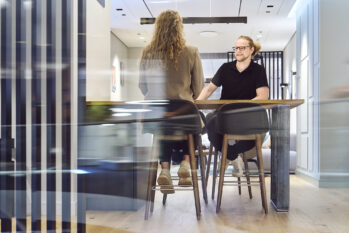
<box><xmin>252</xmin><ymin>86</ymin><xmax>269</xmax><ymax>100</ymax></box>
<box><xmin>196</xmin><ymin>82</ymin><xmax>218</xmax><ymax>100</ymax></box>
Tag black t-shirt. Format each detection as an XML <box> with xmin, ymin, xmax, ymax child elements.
<box><xmin>211</xmin><ymin>60</ymin><xmax>268</xmax><ymax>100</ymax></box>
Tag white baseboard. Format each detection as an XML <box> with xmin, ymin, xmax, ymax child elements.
<box><xmin>296</xmin><ymin>169</ymin><xmax>349</xmax><ymax>188</ymax></box>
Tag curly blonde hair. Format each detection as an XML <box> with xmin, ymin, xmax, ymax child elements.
<box><xmin>141</xmin><ymin>10</ymin><xmax>186</xmax><ymax>68</ymax></box>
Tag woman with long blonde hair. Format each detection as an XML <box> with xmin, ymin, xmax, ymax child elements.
<box><xmin>139</xmin><ymin>10</ymin><xmax>204</xmax><ymax>193</ymax></box>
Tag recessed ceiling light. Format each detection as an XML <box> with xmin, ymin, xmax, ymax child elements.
<box><xmin>267</xmin><ymin>5</ymin><xmax>274</xmax><ymax>8</ymax></box>
<box><xmin>122</xmin><ymin>14</ymin><xmax>126</xmax><ymax>16</ymax></box>
<box><xmin>116</xmin><ymin>8</ymin><xmax>123</xmax><ymax>11</ymax></box>
<box><xmin>266</xmin><ymin>11</ymin><xmax>271</xmax><ymax>13</ymax></box>
<box><xmin>199</xmin><ymin>31</ymin><xmax>218</xmax><ymax>37</ymax></box>
<box><xmin>139</xmin><ymin>36</ymin><xmax>145</xmax><ymax>40</ymax></box>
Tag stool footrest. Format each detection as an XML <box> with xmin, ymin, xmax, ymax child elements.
<box><xmin>223</xmin><ymin>180</ymin><xmax>261</xmax><ymax>186</ymax></box>
<box><xmin>152</xmin><ymin>185</ymin><xmax>194</xmax><ymax>191</ymax></box>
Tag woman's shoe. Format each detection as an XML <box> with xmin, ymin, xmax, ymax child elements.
<box><xmin>157</xmin><ymin>169</ymin><xmax>175</xmax><ymax>194</ymax></box>
<box><xmin>177</xmin><ymin>160</ymin><xmax>191</xmax><ymax>178</ymax></box>
<box><xmin>178</xmin><ymin>177</ymin><xmax>193</xmax><ymax>186</ymax></box>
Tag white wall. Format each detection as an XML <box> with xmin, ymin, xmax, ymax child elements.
<box><xmin>296</xmin><ymin>0</ymin><xmax>319</xmax><ymax>183</ymax></box>
<box><xmin>283</xmin><ymin>33</ymin><xmax>297</xmax><ymax>134</ymax></box>
<box><xmin>318</xmin><ymin>0</ymin><xmax>349</xmax><ymax>179</ymax></box>
<box><xmin>110</xmin><ymin>32</ymin><xmax>128</xmax><ymax>101</ymax></box>
<box><xmin>86</xmin><ymin>0</ymin><xmax>111</xmax><ymax>101</ymax></box>
<box><xmin>126</xmin><ymin>47</ymin><xmax>144</xmax><ymax>100</ymax></box>
<box><xmin>296</xmin><ymin>0</ymin><xmax>349</xmax><ymax>187</ymax></box>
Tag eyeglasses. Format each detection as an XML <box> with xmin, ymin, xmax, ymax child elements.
<box><xmin>233</xmin><ymin>46</ymin><xmax>250</xmax><ymax>52</ymax></box>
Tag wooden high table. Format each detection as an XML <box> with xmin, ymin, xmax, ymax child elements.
<box><xmin>195</xmin><ymin>99</ymin><xmax>304</xmax><ymax>212</ymax></box>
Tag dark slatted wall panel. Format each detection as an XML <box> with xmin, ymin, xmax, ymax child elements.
<box><xmin>0</xmin><ymin>1</ymin><xmax>83</xmax><ymax>231</ymax></box>
<box><xmin>77</xmin><ymin>0</ymin><xmax>87</xmax><ymax>231</ymax></box>
<box><xmin>15</xmin><ymin>0</ymin><xmax>27</xmax><ymax>231</ymax></box>
<box><xmin>31</xmin><ymin>0</ymin><xmax>43</xmax><ymax>231</ymax></box>
<box><xmin>0</xmin><ymin>1</ymin><xmax>15</xmax><ymax>232</ymax></box>
<box><xmin>62</xmin><ymin>0</ymin><xmax>72</xmax><ymax>231</ymax></box>
<box><xmin>46</xmin><ymin>0</ymin><xmax>57</xmax><ymax>231</ymax></box>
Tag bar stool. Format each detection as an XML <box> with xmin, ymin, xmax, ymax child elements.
<box><xmin>208</xmin><ymin>137</ymin><xmax>266</xmax><ymax>200</ymax></box>
<box><xmin>215</xmin><ymin>102</ymin><xmax>269</xmax><ymax>214</ymax></box>
<box><xmin>237</xmin><ymin>144</ymin><xmax>266</xmax><ymax>199</ymax></box>
<box><xmin>143</xmin><ymin>99</ymin><xmax>207</xmax><ymax>220</ymax></box>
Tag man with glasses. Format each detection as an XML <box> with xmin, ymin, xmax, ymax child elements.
<box><xmin>196</xmin><ymin>35</ymin><xmax>269</xmax><ymax>176</ymax></box>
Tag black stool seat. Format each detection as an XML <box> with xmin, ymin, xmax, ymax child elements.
<box><xmin>217</xmin><ymin>102</ymin><xmax>269</xmax><ymax>135</ymax></box>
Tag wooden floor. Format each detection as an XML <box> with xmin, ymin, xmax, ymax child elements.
<box><xmin>1</xmin><ymin>175</ymin><xmax>348</xmax><ymax>233</ymax></box>
<box><xmin>85</xmin><ymin>175</ymin><xmax>349</xmax><ymax>233</ymax></box>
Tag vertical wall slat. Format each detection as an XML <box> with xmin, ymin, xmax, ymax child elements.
<box><xmin>77</xmin><ymin>0</ymin><xmax>87</xmax><ymax>231</ymax></box>
<box><xmin>32</xmin><ymin>0</ymin><xmax>43</xmax><ymax>231</ymax></box>
<box><xmin>279</xmin><ymin>52</ymin><xmax>282</xmax><ymax>99</ymax></box>
<box><xmin>46</xmin><ymin>0</ymin><xmax>57</xmax><ymax>231</ymax></box>
<box><xmin>268</xmin><ymin>52</ymin><xmax>272</xmax><ymax>99</ymax></box>
<box><xmin>0</xmin><ymin>1</ymin><xmax>15</xmax><ymax>231</ymax></box>
<box><xmin>61</xmin><ymin>0</ymin><xmax>72</xmax><ymax>231</ymax></box>
<box><xmin>15</xmin><ymin>0</ymin><xmax>28</xmax><ymax>231</ymax></box>
<box><xmin>276</xmin><ymin>52</ymin><xmax>278</xmax><ymax>99</ymax></box>
<box><xmin>275</xmin><ymin>52</ymin><xmax>281</xmax><ymax>99</ymax></box>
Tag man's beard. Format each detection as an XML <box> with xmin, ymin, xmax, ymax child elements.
<box><xmin>236</xmin><ymin>55</ymin><xmax>248</xmax><ymax>62</ymax></box>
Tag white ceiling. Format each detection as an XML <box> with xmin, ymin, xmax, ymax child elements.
<box><xmin>111</xmin><ymin>0</ymin><xmax>297</xmax><ymax>52</ymax></box>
